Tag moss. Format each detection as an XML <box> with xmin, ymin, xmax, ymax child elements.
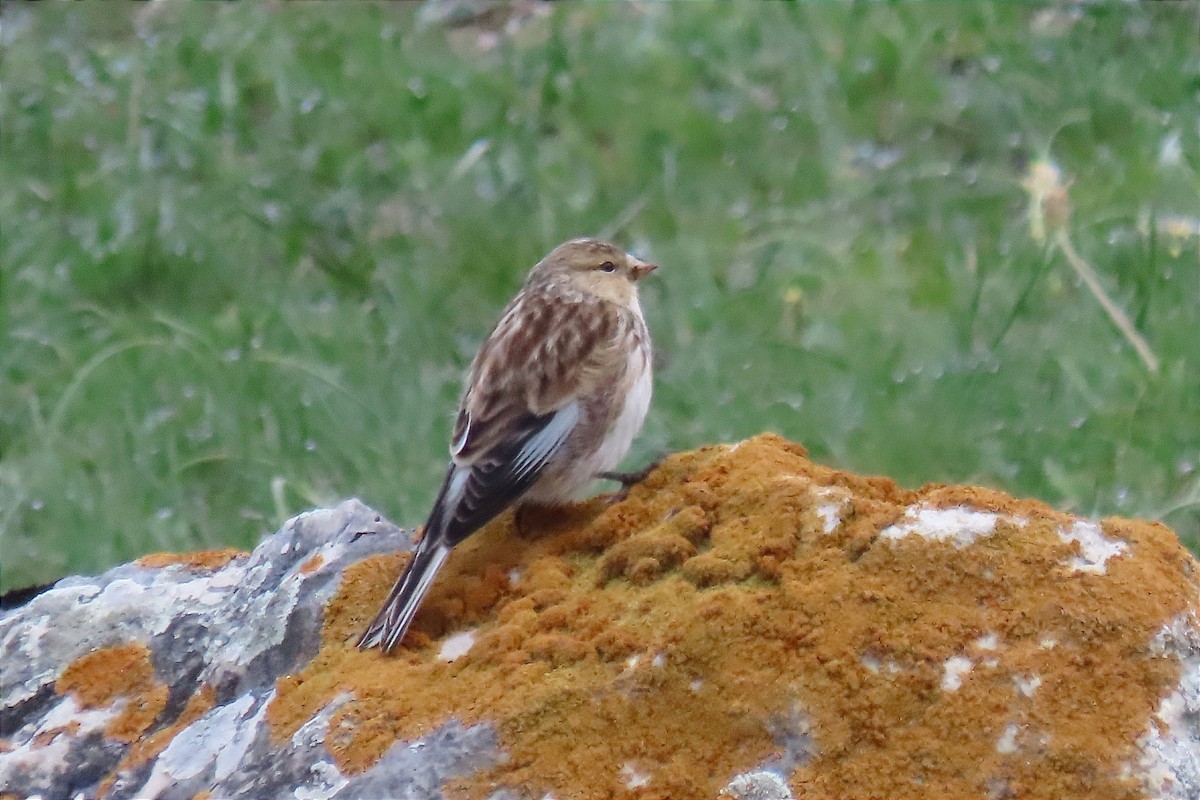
<box><xmin>267</xmin><ymin>434</ymin><xmax>1196</xmax><ymax>798</ymax></box>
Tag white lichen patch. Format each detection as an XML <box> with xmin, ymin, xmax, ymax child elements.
<box><xmin>288</xmin><ymin>697</ymin><xmax>352</xmax><ymax>800</ymax></box>
<box><xmin>0</xmin><ymin>696</ymin><xmax>116</xmax><ymax>786</ymax></box>
<box><xmin>997</xmin><ymin>723</ymin><xmax>1020</xmax><ymax>754</ymax></box>
<box><xmin>721</xmin><ymin>770</ymin><xmax>795</xmax><ymax>799</ymax></box>
<box><xmin>1058</xmin><ymin>520</ymin><xmax>1128</xmax><ymax>574</ymax></box>
<box><xmin>438</xmin><ymin>629</ymin><xmax>477</xmax><ymax>663</ymax></box>
<box><xmin>294</xmin><ymin>761</ymin><xmax>349</xmax><ymax>800</ymax></box>
<box><xmin>621</xmin><ymin>762</ymin><xmax>651</xmax><ymax>789</ymax></box>
<box><xmin>974</xmin><ymin>633</ymin><xmax>1000</xmax><ymax>651</ymax></box>
<box><xmin>817</xmin><ymin>505</ymin><xmax>840</xmax><ymax>533</ymax></box>
<box><xmin>812</xmin><ymin>487</ymin><xmax>848</xmax><ymax>534</ymax></box>
<box><xmin>140</xmin><ymin>692</ymin><xmax>267</xmax><ymax>794</ymax></box>
<box><xmin>941</xmin><ymin>655</ymin><xmax>974</xmax><ymax>692</ymax></box>
<box><xmin>862</xmin><ymin>652</ymin><xmax>904</xmax><ymax>675</ymax></box>
<box><xmin>20</xmin><ymin>614</ymin><xmax>51</xmax><ymax>660</ymax></box>
<box><xmin>1014</xmin><ymin>674</ymin><xmax>1042</xmax><ymax>697</ymax></box>
<box><xmin>880</xmin><ymin>505</ymin><xmax>1025</xmax><ymax>548</ymax></box>
<box><xmin>1136</xmin><ymin>614</ymin><xmax>1200</xmax><ymax>800</ymax></box>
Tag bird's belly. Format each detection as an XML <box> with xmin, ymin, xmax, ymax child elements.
<box><xmin>588</xmin><ymin>358</ymin><xmax>652</xmax><ymax>475</ymax></box>
<box><xmin>525</xmin><ymin>351</ymin><xmax>652</xmax><ymax>504</ymax></box>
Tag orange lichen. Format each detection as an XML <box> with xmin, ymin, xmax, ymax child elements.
<box><xmin>266</xmin><ymin>434</ymin><xmax>1196</xmax><ymax>799</ymax></box>
<box><xmin>56</xmin><ymin>642</ymin><xmax>169</xmax><ymax>745</ymax></box>
<box><xmin>97</xmin><ymin>684</ymin><xmax>218</xmax><ymax>798</ymax></box>
<box><xmin>300</xmin><ymin>554</ymin><xmax>326</xmax><ymax>574</ymax></box>
<box><xmin>136</xmin><ymin>547</ymin><xmax>246</xmax><ymax>571</ymax></box>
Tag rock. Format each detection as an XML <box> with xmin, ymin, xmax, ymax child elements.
<box><xmin>2</xmin><ymin>434</ymin><xmax>1199</xmax><ymax>799</ymax></box>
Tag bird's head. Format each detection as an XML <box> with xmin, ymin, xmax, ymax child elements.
<box><xmin>529</xmin><ymin>238</ymin><xmax>656</xmax><ymax>306</ymax></box>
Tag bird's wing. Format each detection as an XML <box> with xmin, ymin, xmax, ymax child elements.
<box><xmin>453</xmin><ymin>289</ymin><xmax>626</xmax><ymax>460</ymax></box>
<box><xmin>430</xmin><ymin>402</ymin><xmax>579</xmax><ymax>545</ymax></box>
<box><xmin>424</xmin><ymin>290</ymin><xmax>626</xmax><ymax>544</ymax></box>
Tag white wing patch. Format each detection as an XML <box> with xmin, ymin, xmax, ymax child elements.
<box><xmin>451</xmin><ymin>412</ymin><xmax>471</xmax><ymax>457</ymax></box>
<box><xmin>511</xmin><ymin>402</ymin><xmax>580</xmax><ymax>480</ymax></box>
<box><xmin>443</xmin><ymin>465</ymin><xmax>471</xmax><ymax>512</ymax></box>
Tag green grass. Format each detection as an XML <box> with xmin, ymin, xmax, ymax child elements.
<box><xmin>2</xmin><ymin>2</ymin><xmax>1198</xmax><ymax>591</ymax></box>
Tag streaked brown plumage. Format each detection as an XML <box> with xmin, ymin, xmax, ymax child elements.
<box><xmin>358</xmin><ymin>238</ymin><xmax>655</xmax><ymax>654</ymax></box>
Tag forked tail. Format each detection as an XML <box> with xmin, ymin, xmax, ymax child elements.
<box><xmin>356</xmin><ymin>536</ymin><xmax>452</xmax><ymax>654</ymax></box>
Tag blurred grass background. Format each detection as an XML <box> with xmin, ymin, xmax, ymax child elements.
<box><xmin>2</xmin><ymin>2</ymin><xmax>1198</xmax><ymax>592</ymax></box>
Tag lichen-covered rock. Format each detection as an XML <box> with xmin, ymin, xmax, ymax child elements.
<box><xmin>0</xmin><ymin>501</ymin><xmax>498</xmax><ymax>799</ymax></box>
<box><xmin>3</xmin><ymin>434</ymin><xmax>1199</xmax><ymax>799</ymax></box>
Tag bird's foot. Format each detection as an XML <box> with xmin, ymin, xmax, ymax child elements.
<box><xmin>598</xmin><ymin>453</ymin><xmax>668</xmax><ymax>502</ymax></box>
<box><xmin>513</xmin><ymin>504</ymin><xmax>563</xmax><ymax>538</ymax></box>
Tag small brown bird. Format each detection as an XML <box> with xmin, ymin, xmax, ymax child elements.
<box><xmin>358</xmin><ymin>238</ymin><xmax>656</xmax><ymax>654</ymax></box>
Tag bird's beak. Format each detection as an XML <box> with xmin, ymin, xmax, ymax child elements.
<box><xmin>629</xmin><ymin>256</ymin><xmax>657</xmax><ymax>281</ymax></box>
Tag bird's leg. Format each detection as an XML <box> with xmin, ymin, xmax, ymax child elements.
<box><xmin>598</xmin><ymin>454</ymin><xmax>667</xmax><ymax>502</ymax></box>
<box><xmin>512</xmin><ymin>503</ymin><xmax>563</xmax><ymax>538</ymax></box>
<box><xmin>513</xmin><ymin>504</ymin><xmax>534</xmax><ymax>538</ymax></box>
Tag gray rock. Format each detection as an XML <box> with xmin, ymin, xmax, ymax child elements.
<box><xmin>1138</xmin><ymin>613</ymin><xmax>1200</xmax><ymax>800</ymax></box>
<box><xmin>4</xmin><ymin>486</ymin><xmax>1200</xmax><ymax>800</ymax></box>
<box><xmin>0</xmin><ymin>500</ymin><xmax>500</xmax><ymax>800</ymax></box>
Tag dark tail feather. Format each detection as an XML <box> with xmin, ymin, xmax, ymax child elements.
<box><xmin>356</xmin><ymin>534</ymin><xmax>452</xmax><ymax>654</ymax></box>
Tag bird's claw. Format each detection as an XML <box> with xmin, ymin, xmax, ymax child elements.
<box><xmin>598</xmin><ymin>453</ymin><xmax>667</xmax><ymax>502</ymax></box>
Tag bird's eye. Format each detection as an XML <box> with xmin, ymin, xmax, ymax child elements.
<box><xmin>599</xmin><ymin>261</ymin><xmax>616</xmax><ymax>273</ymax></box>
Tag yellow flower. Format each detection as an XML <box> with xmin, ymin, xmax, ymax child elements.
<box><xmin>1021</xmin><ymin>159</ymin><xmax>1072</xmax><ymax>243</ymax></box>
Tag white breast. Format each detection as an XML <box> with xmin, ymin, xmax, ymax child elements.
<box><xmin>587</xmin><ymin>342</ymin><xmax>652</xmax><ymax>476</ymax></box>
<box><xmin>523</xmin><ymin>312</ymin><xmax>653</xmax><ymax>505</ymax></box>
